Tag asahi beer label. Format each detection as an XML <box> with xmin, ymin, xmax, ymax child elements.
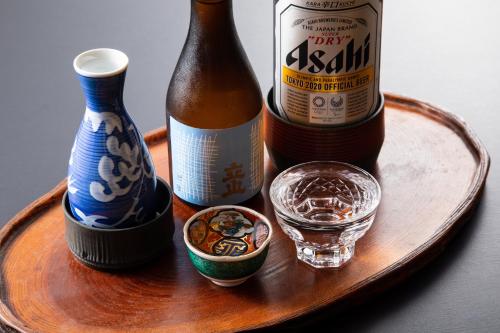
<box><xmin>274</xmin><ymin>0</ymin><xmax>382</xmax><ymax>126</ymax></box>
<box><xmin>169</xmin><ymin>112</ymin><xmax>264</xmax><ymax>206</ymax></box>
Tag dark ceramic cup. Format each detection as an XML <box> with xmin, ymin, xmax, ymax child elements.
<box><xmin>63</xmin><ymin>177</ymin><xmax>174</xmax><ymax>270</ymax></box>
<box><xmin>265</xmin><ymin>89</ymin><xmax>385</xmax><ymax>171</ymax></box>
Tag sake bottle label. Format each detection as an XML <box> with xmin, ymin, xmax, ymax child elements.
<box><xmin>274</xmin><ymin>0</ymin><xmax>382</xmax><ymax>126</ymax></box>
<box><xmin>169</xmin><ymin>112</ymin><xmax>264</xmax><ymax>206</ymax></box>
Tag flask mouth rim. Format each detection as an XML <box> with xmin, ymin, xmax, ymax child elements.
<box><xmin>73</xmin><ymin>48</ymin><xmax>129</xmax><ymax>78</ymax></box>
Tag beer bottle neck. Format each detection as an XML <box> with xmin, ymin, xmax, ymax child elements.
<box><xmin>190</xmin><ymin>0</ymin><xmax>236</xmax><ymax>36</ymax></box>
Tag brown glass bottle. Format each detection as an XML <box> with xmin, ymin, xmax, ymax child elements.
<box><xmin>166</xmin><ymin>0</ymin><xmax>264</xmax><ymax>206</ymax></box>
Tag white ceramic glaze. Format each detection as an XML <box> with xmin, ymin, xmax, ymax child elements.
<box><xmin>73</xmin><ymin>48</ymin><xmax>129</xmax><ymax>78</ymax></box>
<box><xmin>199</xmin><ymin>272</ymin><xmax>254</xmax><ymax>287</ymax></box>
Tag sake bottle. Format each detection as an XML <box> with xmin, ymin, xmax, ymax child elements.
<box><xmin>166</xmin><ymin>0</ymin><xmax>264</xmax><ymax>206</ymax></box>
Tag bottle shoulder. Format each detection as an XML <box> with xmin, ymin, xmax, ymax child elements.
<box><xmin>166</xmin><ymin>84</ymin><xmax>263</xmax><ymax>129</ymax></box>
<box><xmin>166</xmin><ymin>33</ymin><xmax>262</xmax><ymax>129</ymax></box>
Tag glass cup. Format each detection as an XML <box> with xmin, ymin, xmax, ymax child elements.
<box><xmin>269</xmin><ymin>161</ymin><xmax>381</xmax><ymax>268</ymax></box>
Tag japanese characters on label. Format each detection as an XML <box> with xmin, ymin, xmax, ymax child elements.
<box><xmin>274</xmin><ymin>0</ymin><xmax>382</xmax><ymax>126</ymax></box>
<box><xmin>169</xmin><ymin>113</ymin><xmax>264</xmax><ymax>206</ymax></box>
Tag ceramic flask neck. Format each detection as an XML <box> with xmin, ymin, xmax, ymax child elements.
<box><xmin>78</xmin><ymin>72</ymin><xmax>126</xmax><ymax>112</ymax></box>
<box><xmin>73</xmin><ymin>48</ymin><xmax>129</xmax><ymax>112</ymax></box>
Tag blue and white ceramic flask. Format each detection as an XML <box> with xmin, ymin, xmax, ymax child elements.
<box><xmin>68</xmin><ymin>48</ymin><xmax>157</xmax><ymax>229</ymax></box>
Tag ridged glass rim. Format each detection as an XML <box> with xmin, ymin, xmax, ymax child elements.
<box><xmin>269</xmin><ymin>161</ymin><xmax>382</xmax><ymax>228</ymax></box>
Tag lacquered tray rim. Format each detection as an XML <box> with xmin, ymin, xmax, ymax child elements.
<box><xmin>0</xmin><ymin>93</ymin><xmax>490</xmax><ymax>333</ymax></box>
<box><xmin>256</xmin><ymin>92</ymin><xmax>491</xmax><ymax>329</ymax></box>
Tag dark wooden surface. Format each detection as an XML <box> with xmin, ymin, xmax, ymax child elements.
<box><xmin>0</xmin><ymin>95</ymin><xmax>490</xmax><ymax>332</ymax></box>
<box><xmin>0</xmin><ymin>1</ymin><xmax>499</xmax><ymax>332</ymax></box>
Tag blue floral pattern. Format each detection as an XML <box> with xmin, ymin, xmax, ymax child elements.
<box><xmin>68</xmin><ymin>71</ymin><xmax>156</xmax><ymax>228</ymax></box>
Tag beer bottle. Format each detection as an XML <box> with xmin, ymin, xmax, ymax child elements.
<box><xmin>166</xmin><ymin>0</ymin><xmax>264</xmax><ymax>206</ymax></box>
<box><xmin>274</xmin><ymin>0</ymin><xmax>383</xmax><ymax>126</ymax></box>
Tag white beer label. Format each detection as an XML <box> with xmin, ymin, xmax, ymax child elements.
<box><xmin>274</xmin><ymin>0</ymin><xmax>382</xmax><ymax>126</ymax></box>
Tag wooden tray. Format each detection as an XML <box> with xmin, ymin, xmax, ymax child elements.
<box><xmin>0</xmin><ymin>93</ymin><xmax>490</xmax><ymax>333</ymax></box>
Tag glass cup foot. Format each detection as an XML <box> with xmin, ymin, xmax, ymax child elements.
<box><xmin>295</xmin><ymin>242</ymin><xmax>355</xmax><ymax>268</ymax></box>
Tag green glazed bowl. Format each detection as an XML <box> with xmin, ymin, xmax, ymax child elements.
<box><xmin>183</xmin><ymin>205</ymin><xmax>273</xmax><ymax>287</ymax></box>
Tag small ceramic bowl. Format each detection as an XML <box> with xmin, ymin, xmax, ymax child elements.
<box><xmin>183</xmin><ymin>206</ymin><xmax>273</xmax><ymax>287</ymax></box>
